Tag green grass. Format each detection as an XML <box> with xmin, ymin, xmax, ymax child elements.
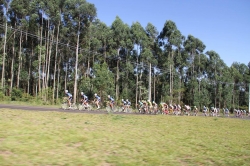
<box><xmin>0</xmin><ymin>109</ymin><xmax>250</xmax><ymax>166</ymax></box>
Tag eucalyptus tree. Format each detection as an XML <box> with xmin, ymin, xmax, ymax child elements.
<box><xmin>94</xmin><ymin>20</ymin><xmax>112</xmax><ymax>63</ymax></box>
<box><xmin>206</xmin><ymin>50</ymin><xmax>226</xmax><ymax>107</ymax></box>
<box><xmin>110</xmin><ymin>16</ymin><xmax>128</xmax><ymax>100</ymax></box>
<box><xmin>173</xmin><ymin>46</ymin><xmax>187</xmax><ymax>104</ymax></box>
<box><xmin>92</xmin><ymin>62</ymin><xmax>114</xmax><ymax>101</ymax></box>
<box><xmin>29</xmin><ymin>0</ymin><xmax>48</xmax><ymax>94</ymax></box>
<box><xmin>220</xmin><ymin>66</ymin><xmax>234</xmax><ymax>108</ymax></box>
<box><xmin>131</xmin><ymin>21</ymin><xmax>146</xmax><ymax>105</ymax></box>
<box><xmin>44</xmin><ymin>0</ymin><xmax>65</xmax><ymax>103</ymax></box>
<box><xmin>145</xmin><ymin>22</ymin><xmax>158</xmax><ymax>101</ymax></box>
<box><xmin>1</xmin><ymin>0</ymin><xmax>11</xmax><ymax>90</ymax></box>
<box><xmin>64</xmin><ymin>0</ymin><xmax>96</xmax><ymax>103</ymax></box>
<box><xmin>231</xmin><ymin>62</ymin><xmax>250</xmax><ymax>108</ymax></box>
<box><xmin>158</xmin><ymin>20</ymin><xmax>182</xmax><ymax>103</ymax></box>
<box><xmin>10</xmin><ymin>0</ymin><xmax>30</xmax><ymax>90</ymax></box>
<box><xmin>183</xmin><ymin>35</ymin><xmax>206</xmax><ymax>106</ymax></box>
<box><xmin>118</xmin><ymin>24</ymin><xmax>133</xmax><ymax>101</ymax></box>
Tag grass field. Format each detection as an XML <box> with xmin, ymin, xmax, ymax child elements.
<box><xmin>0</xmin><ymin>109</ymin><xmax>250</xmax><ymax>166</ymax></box>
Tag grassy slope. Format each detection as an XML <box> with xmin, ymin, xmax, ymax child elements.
<box><xmin>0</xmin><ymin>109</ymin><xmax>249</xmax><ymax>166</ymax></box>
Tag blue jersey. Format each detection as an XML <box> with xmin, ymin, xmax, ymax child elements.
<box><xmin>95</xmin><ymin>95</ymin><xmax>101</xmax><ymax>101</ymax></box>
<box><xmin>81</xmin><ymin>95</ymin><xmax>88</xmax><ymax>100</ymax></box>
<box><xmin>66</xmin><ymin>92</ymin><xmax>72</xmax><ymax>97</ymax></box>
<box><xmin>108</xmin><ymin>96</ymin><xmax>114</xmax><ymax>102</ymax></box>
<box><xmin>127</xmin><ymin>101</ymin><xmax>131</xmax><ymax>105</ymax></box>
<box><xmin>122</xmin><ymin>101</ymin><xmax>127</xmax><ymax>105</ymax></box>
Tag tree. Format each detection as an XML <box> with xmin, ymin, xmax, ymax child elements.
<box><xmin>64</xmin><ymin>0</ymin><xmax>96</xmax><ymax>103</ymax></box>
<box><xmin>110</xmin><ymin>16</ymin><xmax>128</xmax><ymax>100</ymax></box>
<box><xmin>159</xmin><ymin>20</ymin><xmax>182</xmax><ymax>103</ymax></box>
<box><xmin>92</xmin><ymin>62</ymin><xmax>114</xmax><ymax>101</ymax></box>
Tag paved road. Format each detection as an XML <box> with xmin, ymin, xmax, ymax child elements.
<box><xmin>0</xmin><ymin>104</ymin><xmax>129</xmax><ymax>115</ymax></box>
<box><xmin>0</xmin><ymin>104</ymin><xmax>250</xmax><ymax>119</ymax></box>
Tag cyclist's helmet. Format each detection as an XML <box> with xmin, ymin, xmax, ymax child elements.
<box><xmin>65</xmin><ymin>90</ymin><xmax>68</xmax><ymax>93</ymax></box>
<box><xmin>122</xmin><ymin>99</ymin><xmax>124</xmax><ymax>101</ymax></box>
<box><xmin>126</xmin><ymin>99</ymin><xmax>128</xmax><ymax>101</ymax></box>
<box><xmin>80</xmin><ymin>92</ymin><xmax>84</xmax><ymax>95</ymax></box>
<box><xmin>94</xmin><ymin>93</ymin><xmax>97</xmax><ymax>96</ymax></box>
<box><xmin>108</xmin><ymin>95</ymin><xmax>110</xmax><ymax>98</ymax></box>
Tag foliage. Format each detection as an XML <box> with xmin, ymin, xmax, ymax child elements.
<box><xmin>0</xmin><ymin>0</ymin><xmax>249</xmax><ymax>110</ymax></box>
<box><xmin>92</xmin><ymin>62</ymin><xmax>115</xmax><ymax>100</ymax></box>
<box><xmin>10</xmin><ymin>88</ymin><xmax>23</xmax><ymax>101</ymax></box>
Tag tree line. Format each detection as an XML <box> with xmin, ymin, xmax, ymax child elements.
<box><xmin>0</xmin><ymin>0</ymin><xmax>249</xmax><ymax>110</ymax></box>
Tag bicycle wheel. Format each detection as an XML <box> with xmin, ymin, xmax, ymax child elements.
<box><xmin>87</xmin><ymin>105</ymin><xmax>93</xmax><ymax>111</ymax></box>
<box><xmin>61</xmin><ymin>103</ymin><xmax>67</xmax><ymax>110</ymax></box>
<box><xmin>106</xmin><ymin>106</ymin><xmax>112</xmax><ymax>113</ymax></box>
<box><xmin>69</xmin><ymin>103</ymin><xmax>77</xmax><ymax>110</ymax></box>
<box><xmin>78</xmin><ymin>104</ymin><xmax>84</xmax><ymax>111</ymax></box>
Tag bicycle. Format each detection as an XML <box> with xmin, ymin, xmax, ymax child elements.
<box><xmin>61</xmin><ymin>97</ymin><xmax>77</xmax><ymax>110</ymax></box>
<box><xmin>106</xmin><ymin>101</ymin><xmax>117</xmax><ymax>113</ymax></box>
<box><xmin>78</xmin><ymin>101</ymin><xmax>93</xmax><ymax>111</ymax></box>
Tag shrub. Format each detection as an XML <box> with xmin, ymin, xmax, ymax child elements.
<box><xmin>11</xmin><ymin>88</ymin><xmax>23</xmax><ymax>101</ymax></box>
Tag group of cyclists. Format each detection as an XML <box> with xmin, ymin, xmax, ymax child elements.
<box><xmin>64</xmin><ymin>90</ymin><xmax>249</xmax><ymax>117</ymax></box>
<box><xmin>64</xmin><ymin>90</ymin><xmax>131</xmax><ymax>111</ymax></box>
<box><xmin>137</xmin><ymin>100</ymin><xmax>197</xmax><ymax>115</ymax></box>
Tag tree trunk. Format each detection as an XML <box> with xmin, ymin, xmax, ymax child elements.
<box><xmin>116</xmin><ymin>58</ymin><xmax>120</xmax><ymax>100</ymax></box>
<box><xmin>1</xmin><ymin>10</ymin><xmax>8</xmax><ymax>89</ymax></box>
<box><xmin>153</xmin><ymin>73</ymin><xmax>156</xmax><ymax>102</ymax></box>
<box><xmin>73</xmin><ymin>21</ymin><xmax>80</xmax><ymax>104</ymax></box>
<box><xmin>56</xmin><ymin>52</ymin><xmax>62</xmax><ymax>101</ymax></box>
<box><xmin>38</xmin><ymin>19</ymin><xmax>43</xmax><ymax>94</ymax></box>
<box><xmin>17</xmin><ymin>30</ymin><xmax>23</xmax><ymax>88</ymax></box>
<box><xmin>53</xmin><ymin>20</ymin><xmax>60</xmax><ymax>104</ymax></box>
<box><xmin>10</xmin><ymin>25</ymin><xmax>16</xmax><ymax>94</ymax></box>
<box><xmin>148</xmin><ymin>62</ymin><xmax>151</xmax><ymax>101</ymax></box>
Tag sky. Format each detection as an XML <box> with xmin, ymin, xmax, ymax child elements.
<box><xmin>87</xmin><ymin>0</ymin><xmax>250</xmax><ymax>67</ymax></box>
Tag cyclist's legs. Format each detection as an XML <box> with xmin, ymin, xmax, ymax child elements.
<box><xmin>68</xmin><ymin>97</ymin><xmax>72</xmax><ymax>107</ymax></box>
<box><xmin>96</xmin><ymin>100</ymin><xmax>100</xmax><ymax>109</ymax></box>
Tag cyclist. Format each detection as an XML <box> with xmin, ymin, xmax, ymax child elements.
<box><xmin>193</xmin><ymin>106</ymin><xmax>198</xmax><ymax>116</ymax></box>
<box><xmin>203</xmin><ymin>106</ymin><xmax>208</xmax><ymax>116</ymax></box>
<box><xmin>80</xmin><ymin>92</ymin><xmax>88</xmax><ymax>106</ymax></box>
<box><xmin>126</xmin><ymin>99</ymin><xmax>131</xmax><ymax>109</ymax></box>
<box><xmin>122</xmin><ymin>99</ymin><xmax>127</xmax><ymax>111</ymax></box>
<box><xmin>137</xmin><ymin>100</ymin><xmax>144</xmax><ymax>113</ymax></box>
<box><xmin>65</xmin><ymin>90</ymin><xmax>72</xmax><ymax>108</ymax></box>
<box><xmin>152</xmin><ymin>101</ymin><xmax>158</xmax><ymax>114</ymax></box>
<box><xmin>107</xmin><ymin>95</ymin><xmax>115</xmax><ymax>110</ymax></box>
<box><xmin>94</xmin><ymin>93</ymin><xmax>101</xmax><ymax>109</ymax></box>
<box><xmin>147</xmin><ymin>100</ymin><xmax>153</xmax><ymax>114</ymax></box>
<box><xmin>184</xmin><ymin>105</ymin><xmax>191</xmax><ymax>115</ymax></box>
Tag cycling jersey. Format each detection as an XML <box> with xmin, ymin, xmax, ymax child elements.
<box><xmin>95</xmin><ymin>95</ymin><xmax>101</xmax><ymax>101</ymax></box>
<box><xmin>147</xmin><ymin>101</ymin><xmax>152</xmax><ymax>107</ymax></box>
<box><xmin>122</xmin><ymin>101</ymin><xmax>127</xmax><ymax>105</ymax></box>
<box><xmin>81</xmin><ymin>94</ymin><xmax>88</xmax><ymax>101</ymax></box>
<box><xmin>138</xmin><ymin>101</ymin><xmax>143</xmax><ymax>107</ymax></box>
<box><xmin>66</xmin><ymin>92</ymin><xmax>72</xmax><ymax>97</ymax></box>
<box><xmin>108</xmin><ymin>96</ymin><xmax>115</xmax><ymax>103</ymax></box>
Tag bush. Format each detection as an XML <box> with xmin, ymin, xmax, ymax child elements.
<box><xmin>0</xmin><ymin>91</ymin><xmax>5</xmax><ymax>101</ymax></box>
<box><xmin>21</xmin><ymin>93</ymin><xmax>34</xmax><ymax>102</ymax></box>
<box><xmin>11</xmin><ymin>88</ymin><xmax>23</xmax><ymax>101</ymax></box>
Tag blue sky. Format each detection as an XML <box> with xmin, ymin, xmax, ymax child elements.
<box><xmin>87</xmin><ymin>0</ymin><xmax>250</xmax><ymax>67</ymax></box>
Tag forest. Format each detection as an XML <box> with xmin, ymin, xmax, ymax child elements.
<box><xmin>0</xmin><ymin>0</ymin><xmax>249</xmax><ymax>110</ymax></box>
